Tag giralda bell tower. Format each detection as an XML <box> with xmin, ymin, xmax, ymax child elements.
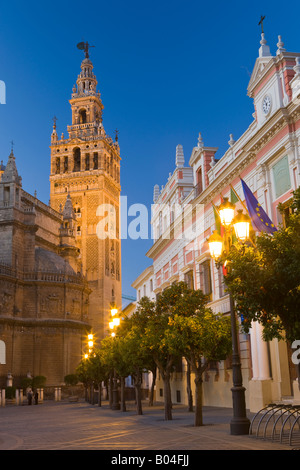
<box><xmin>49</xmin><ymin>42</ymin><xmax>121</xmax><ymax>339</ymax></box>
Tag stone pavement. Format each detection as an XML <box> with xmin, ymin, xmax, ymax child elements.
<box><xmin>0</xmin><ymin>399</ymin><xmax>297</xmax><ymax>453</ymax></box>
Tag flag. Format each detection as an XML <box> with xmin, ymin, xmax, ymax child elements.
<box><xmin>230</xmin><ymin>187</ymin><xmax>239</xmax><ymax>204</ymax></box>
<box><xmin>240</xmin><ymin>179</ymin><xmax>277</xmax><ymax>234</ymax></box>
<box><xmin>213</xmin><ymin>205</ymin><xmax>221</xmax><ymax>235</ymax></box>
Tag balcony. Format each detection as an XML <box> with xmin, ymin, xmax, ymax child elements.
<box><xmin>194</xmin><ymin>181</ymin><xmax>203</xmax><ymax>198</ymax></box>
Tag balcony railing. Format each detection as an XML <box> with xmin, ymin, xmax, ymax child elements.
<box><xmin>0</xmin><ymin>263</ymin><xmax>86</xmax><ymax>286</ymax></box>
<box><xmin>194</xmin><ymin>181</ymin><xmax>203</xmax><ymax>198</ymax></box>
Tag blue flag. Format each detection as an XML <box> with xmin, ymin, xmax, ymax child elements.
<box><xmin>241</xmin><ymin>179</ymin><xmax>277</xmax><ymax>234</ymax></box>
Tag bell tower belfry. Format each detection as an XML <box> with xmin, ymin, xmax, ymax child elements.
<box><xmin>49</xmin><ymin>44</ymin><xmax>121</xmax><ymax>339</ymax></box>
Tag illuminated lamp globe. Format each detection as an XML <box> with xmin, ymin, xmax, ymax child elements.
<box><xmin>219</xmin><ymin>198</ymin><xmax>235</xmax><ymax>227</ymax></box>
<box><xmin>208</xmin><ymin>230</ymin><xmax>223</xmax><ymax>260</ymax></box>
<box><xmin>233</xmin><ymin>209</ymin><xmax>251</xmax><ymax>242</ymax></box>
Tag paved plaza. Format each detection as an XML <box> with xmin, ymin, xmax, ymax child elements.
<box><xmin>0</xmin><ymin>399</ymin><xmax>297</xmax><ymax>453</ymax></box>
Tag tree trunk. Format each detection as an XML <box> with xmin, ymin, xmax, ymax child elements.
<box><xmin>98</xmin><ymin>383</ymin><xmax>102</xmax><ymax>407</ymax></box>
<box><xmin>186</xmin><ymin>362</ymin><xmax>193</xmax><ymax>412</ymax></box>
<box><xmin>120</xmin><ymin>376</ymin><xmax>126</xmax><ymax>412</ymax></box>
<box><xmin>109</xmin><ymin>373</ymin><xmax>113</xmax><ymax>408</ymax></box>
<box><xmin>194</xmin><ymin>371</ymin><xmax>204</xmax><ymax>426</ymax></box>
<box><xmin>91</xmin><ymin>383</ymin><xmax>95</xmax><ymax>404</ymax></box>
<box><xmin>149</xmin><ymin>368</ymin><xmax>157</xmax><ymax>406</ymax></box>
<box><xmin>134</xmin><ymin>372</ymin><xmax>143</xmax><ymax>415</ymax></box>
<box><xmin>163</xmin><ymin>373</ymin><xmax>172</xmax><ymax>420</ymax></box>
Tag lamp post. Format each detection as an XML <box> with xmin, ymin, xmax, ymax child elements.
<box><xmin>208</xmin><ymin>198</ymin><xmax>251</xmax><ymax>435</ymax></box>
<box><xmin>109</xmin><ymin>306</ymin><xmax>120</xmax><ymax>410</ymax></box>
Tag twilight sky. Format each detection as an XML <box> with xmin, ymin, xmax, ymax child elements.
<box><xmin>0</xmin><ymin>0</ymin><xmax>299</xmax><ymax>303</ymax></box>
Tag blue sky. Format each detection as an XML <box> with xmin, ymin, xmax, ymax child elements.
<box><xmin>0</xmin><ymin>0</ymin><xmax>299</xmax><ymax>302</ymax></box>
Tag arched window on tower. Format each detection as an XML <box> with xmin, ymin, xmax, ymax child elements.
<box><xmin>79</xmin><ymin>109</ymin><xmax>87</xmax><ymax>124</ymax></box>
<box><xmin>73</xmin><ymin>147</ymin><xmax>81</xmax><ymax>172</ymax></box>
<box><xmin>64</xmin><ymin>156</ymin><xmax>68</xmax><ymax>173</ymax></box>
<box><xmin>55</xmin><ymin>157</ymin><xmax>60</xmax><ymax>174</ymax></box>
<box><xmin>93</xmin><ymin>152</ymin><xmax>98</xmax><ymax>170</ymax></box>
<box><xmin>85</xmin><ymin>154</ymin><xmax>90</xmax><ymax>170</ymax></box>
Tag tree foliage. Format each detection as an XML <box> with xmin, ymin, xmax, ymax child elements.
<box><xmin>131</xmin><ymin>282</ymin><xmax>231</xmax><ymax>424</ymax></box>
<box><xmin>224</xmin><ymin>188</ymin><xmax>300</xmax><ymax>343</ymax></box>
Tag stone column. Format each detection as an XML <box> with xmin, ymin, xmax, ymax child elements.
<box><xmin>249</xmin><ymin>322</ymin><xmax>272</xmax><ymax>412</ymax></box>
<box><xmin>1</xmin><ymin>389</ymin><xmax>5</xmax><ymax>406</ymax></box>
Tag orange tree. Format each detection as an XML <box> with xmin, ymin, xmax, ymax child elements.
<box><xmin>165</xmin><ymin>311</ymin><xmax>231</xmax><ymax>426</ymax></box>
<box><xmin>131</xmin><ymin>282</ymin><xmax>231</xmax><ymax>423</ymax></box>
<box><xmin>224</xmin><ymin>188</ymin><xmax>300</xmax><ymax>343</ymax></box>
<box><xmin>117</xmin><ymin>316</ymin><xmax>156</xmax><ymax>415</ymax></box>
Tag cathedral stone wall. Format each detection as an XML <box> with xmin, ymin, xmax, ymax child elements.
<box><xmin>0</xmin><ymin>153</ymin><xmax>91</xmax><ymax>386</ymax></box>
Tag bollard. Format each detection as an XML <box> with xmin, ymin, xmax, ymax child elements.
<box><xmin>16</xmin><ymin>389</ymin><xmax>19</xmax><ymax>405</ymax></box>
<box><xmin>1</xmin><ymin>389</ymin><xmax>5</xmax><ymax>406</ymax></box>
<box><xmin>20</xmin><ymin>389</ymin><xmax>24</xmax><ymax>405</ymax></box>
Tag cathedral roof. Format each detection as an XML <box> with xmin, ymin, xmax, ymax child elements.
<box><xmin>35</xmin><ymin>247</ymin><xmax>76</xmax><ymax>275</ymax></box>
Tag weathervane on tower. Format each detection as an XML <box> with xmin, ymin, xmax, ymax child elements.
<box><xmin>77</xmin><ymin>41</ymin><xmax>95</xmax><ymax>59</ymax></box>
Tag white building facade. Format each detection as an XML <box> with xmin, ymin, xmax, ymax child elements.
<box><xmin>132</xmin><ymin>33</ymin><xmax>300</xmax><ymax>413</ymax></box>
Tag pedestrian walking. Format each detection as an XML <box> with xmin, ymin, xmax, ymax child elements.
<box><xmin>34</xmin><ymin>390</ymin><xmax>38</xmax><ymax>405</ymax></box>
<box><xmin>27</xmin><ymin>389</ymin><xmax>33</xmax><ymax>405</ymax></box>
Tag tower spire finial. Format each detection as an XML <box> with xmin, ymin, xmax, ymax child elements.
<box><xmin>258</xmin><ymin>15</ymin><xmax>265</xmax><ymax>34</ymax></box>
<box><xmin>77</xmin><ymin>41</ymin><xmax>95</xmax><ymax>59</ymax></box>
<box><xmin>258</xmin><ymin>15</ymin><xmax>271</xmax><ymax>58</ymax></box>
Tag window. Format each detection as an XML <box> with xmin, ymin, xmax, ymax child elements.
<box><xmin>55</xmin><ymin>157</ymin><xmax>60</xmax><ymax>174</ymax></box>
<box><xmin>199</xmin><ymin>260</ymin><xmax>212</xmax><ymax>296</ymax></box>
<box><xmin>277</xmin><ymin>198</ymin><xmax>295</xmax><ymax>228</ymax></box>
<box><xmin>93</xmin><ymin>153</ymin><xmax>98</xmax><ymax>170</ymax></box>
<box><xmin>195</xmin><ymin>167</ymin><xmax>203</xmax><ymax>196</ymax></box>
<box><xmin>64</xmin><ymin>157</ymin><xmax>68</xmax><ymax>172</ymax></box>
<box><xmin>85</xmin><ymin>154</ymin><xmax>90</xmax><ymax>170</ymax></box>
<box><xmin>73</xmin><ymin>148</ymin><xmax>81</xmax><ymax>172</ymax></box>
<box><xmin>150</xmin><ymin>278</ymin><xmax>153</xmax><ymax>292</ymax></box>
<box><xmin>272</xmin><ymin>155</ymin><xmax>291</xmax><ymax>198</ymax></box>
<box><xmin>79</xmin><ymin>109</ymin><xmax>87</xmax><ymax>124</ymax></box>
<box><xmin>163</xmin><ymin>215</ymin><xmax>167</xmax><ymax>232</ymax></box>
<box><xmin>4</xmin><ymin>186</ymin><xmax>10</xmax><ymax>205</ymax></box>
<box><xmin>184</xmin><ymin>270</ymin><xmax>194</xmax><ymax>290</ymax></box>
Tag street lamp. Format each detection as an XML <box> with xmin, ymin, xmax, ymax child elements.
<box><xmin>208</xmin><ymin>201</ymin><xmax>251</xmax><ymax>436</ymax></box>
<box><xmin>110</xmin><ymin>306</ymin><xmax>120</xmax><ymax>410</ymax></box>
<box><xmin>84</xmin><ymin>332</ymin><xmax>94</xmax><ymax>359</ymax></box>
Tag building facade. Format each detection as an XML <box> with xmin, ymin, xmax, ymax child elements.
<box><xmin>132</xmin><ymin>33</ymin><xmax>300</xmax><ymax>412</ymax></box>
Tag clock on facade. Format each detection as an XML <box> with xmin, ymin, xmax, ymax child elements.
<box><xmin>262</xmin><ymin>95</ymin><xmax>272</xmax><ymax>115</ymax></box>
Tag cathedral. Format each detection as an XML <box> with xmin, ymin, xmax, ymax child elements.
<box><xmin>0</xmin><ymin>45</ymin><xmax>122</xmax><ymax>386</ymax></box>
